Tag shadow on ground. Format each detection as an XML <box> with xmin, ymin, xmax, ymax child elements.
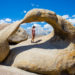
<box><xmin>2</xmin><ymin>35</ymin><xmax>73</xmax><ymax>66</ymax></box>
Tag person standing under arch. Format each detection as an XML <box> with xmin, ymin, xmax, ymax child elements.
<box><xmin>31</xmin><ymin>26</ymin><xmax>36</xmax><ymax>43</ymax></box>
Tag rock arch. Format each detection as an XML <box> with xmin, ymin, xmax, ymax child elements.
<box><xmin>22</xmin><ymin>9</ymin><xmax>75</xmax><ymax>41</ymax></box>
<box><xmin>2</xmin><ymin>9</ymin><xmax>75</xmax><ymax>75</ymax></box>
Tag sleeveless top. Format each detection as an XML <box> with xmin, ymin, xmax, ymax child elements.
<box><xmin>32</xmin><ymin>28</ymin><xmax>35</xmax><ymax>36</ymax></box>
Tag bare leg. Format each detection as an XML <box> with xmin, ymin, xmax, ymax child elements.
<box><xmin>31</xmin><ymin>35</ymin><xmax>35</xmax><ymax>43</ymax></box>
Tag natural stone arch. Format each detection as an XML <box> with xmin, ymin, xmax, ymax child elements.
<box><xmin>22</xmin><ymin>9</ymin><xmax>75</xmax><ymax>41</ymax></box>
<box><xmin>2</xmin><ymin>9</ymin><xmax>75</xmax><ymax>75</ymax></box>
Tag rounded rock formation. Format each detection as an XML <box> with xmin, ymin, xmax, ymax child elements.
<box><xmin>8</xmin><ymin>27</ymin><xmax>28</xmax><ymax>44</ymax></box>
<box><xmin>0</xmin><ymin>20</ymin><xmax>23</xmax><ymax>62</ymax></box>
<box><xmin>0</xmin><ymin>23</ymin><xmax>10</xmax><ymax>30</ymax></box>
<box><xmin>12</xmin><ymin>49</ymin><xmax>75</xmax><ymax>75</ymax></box>
<box><xmin>0</xmin><ymin>65</ymin><xmax>39</xmax><ymax>75</ymax></box>
<box><xmin>0</xmin><ymin>23</ymin><xmax>28</xmax><ymax>44</ymax></box>
<box><xmin>22</xmin><ymin>9</ymin><xmax>75</xmax><ymax>41</ymax></box>
<box><xmin>2</xmin><ymin>9</ymin><xmax>75</xmax><ymax>75</ymax></box>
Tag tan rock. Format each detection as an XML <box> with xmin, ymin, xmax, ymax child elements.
<box><xmin>0</xmin><ymin>23</ymin><xmax>10</xmax><ymax>30</ymax></box>
<box><xmin>22</xmin><ymin>9</ymin><xmax>75</xmax><ymax>41</ymax></box>
<box><xmin>12</xmin><ymin>49</ymin><xmax>75</xmax><ymax>75</ymax></box>
<box><xmin>3</xmin><ymin>33</ymin><xmax>75</xmax><ymax>75</ymax></box>
<box><xmin>2</xmin><ymin>9</ymin><xmax>75</xmax><ymax>75</ymax></box>
<box><xmin>0</xmin><ymin>20</ymin><xmax>23</xmax><ymax>62</ymax></box>
<box><xmin>0</xmin><ymin>23</ymin><xmax>28</xmax><ymax>44</ymax></box>
<box><xmin>8</xmin><ymin>27</ymin><xmax>28</xmax><ymax>44</ymax></box>
<box><xmin>0</xmin><ymin>65</ymin><xmax>39</xmax><ymax>75</ymax></box>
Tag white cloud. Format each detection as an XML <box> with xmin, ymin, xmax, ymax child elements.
<box><xmin>44</xmin><ymin>24</ymin><xmax>53</xmax><ymax>32</ymax></box>
<box><xmin>61</xmin><ymin>14</ymin><xmax>75</xmax><ymax>25</ymax></box>
<box><xmin>5</xmin><ymin>18</ymin><xmax>12</xmax><ymax>22</ymax></box>
<box><xmin>62</xmin><ymin>15</ymin><xmax>69</xmax><ymax>19</ymax></box>
<box><xmin>31</xmin><ymin>22</ymin><xmax>38</xmax><ymax>24</ymax></box>
<box><xmin>32</xmin><ymin>24</ymin><xmax>44</xmax><ymax>35</ymax></box>
<box><xmin>24</xmin><ymin>10</ymin><xmax>27</xmax><ymax>13</ymax></box>
<box><xmin>0</xmin><ymin>20</ymin><xmax>6</xmax><ymax>24</ymax></box>
<box><xmin>31</xmin><ymin>3</ymin><xmax>39</xmax><ymax>7</ymax></box>
<box><xmin>44</xmin><ymin>24</ymin><xmax>51</xmax><ymax>28</ymax></box>
<box><xmin>33</xmin><ymin>23</ymin><xmax>41</xmax><ymax>27</ymax></box>
<box><xmin>0</xmin><ymin>18</ymin><xmax>12</xmax><ymax>24</ymax></box>
<box><xmin>26</xmin><ymin>23</ymin><xmax>53</xmax><ymax>36</ymax></box>
<box><xmin>27</xmin><ymin>27</ymin><xmax>31</xmax><ymax>30</ymax></box>
<box><xmin>68</xmin><ymin>18</ymin><xmax>75</xmax><ymax>25</ymax></box>
<box><xmin>72</xmin><ymin>15</ymin><xmax>75</xmax><ymax>17</ymax></box>
<box><xmin>41</xmin><ymin>22</ymin><xmax>45</xmax><ymax>23</ymax></box>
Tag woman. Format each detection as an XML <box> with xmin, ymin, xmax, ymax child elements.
<box><xmin>31</xmin><ymin>26</ymin><xmax>36</xmax><ymax>43</ymax></box>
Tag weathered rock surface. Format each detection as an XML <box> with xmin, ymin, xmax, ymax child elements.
<box><xmin>12</xmin><ymin>49</ymin><xmax>75</xmax><ymax>75</ymax></box>
<box><xmin>0</xmin><ymin>65</ymin><xmax>39</xmax><ymax>75</ymax></box>
<box><xmin>0</xmin><ymin>23</ymin><xmax>10</xmax><ymax>30</ymax></box>
<box><xmin>3</xmin><ymin>33</ymin><xmax>75</xmax><ymax>75</ymax></box>
<box><xmin>1</xmin><ymin>9</ymin><xmax>75</xmax><ymax>75</ymax></box>
<box><xmin>22</xmin><ymin>9</ymin><xmax>75</xmax><ymax>41</ymax></box>
<box><xmin>0</xmin><ymin>20</ymin><xmax>23</xmax><ymax>62</ymax></box>
<box><xmin>8</xmin><ymin>27</ymin><xmax>28</xmax><ymax>44</ymax></box>
<box><xmin>0</xmin><ymin>23</ymin><xmax>28</xmax><ymax>44</ymax></box>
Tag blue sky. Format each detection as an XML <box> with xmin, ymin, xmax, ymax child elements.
<box><xmin>0</xmin><ymin>0</ymin><xmax>75</xmax><ymax>19</ymax></box>
<box><xmin>0</xmin><ymin>0</ymin><xmax>75</xmax><ymax>34</ymax></box>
